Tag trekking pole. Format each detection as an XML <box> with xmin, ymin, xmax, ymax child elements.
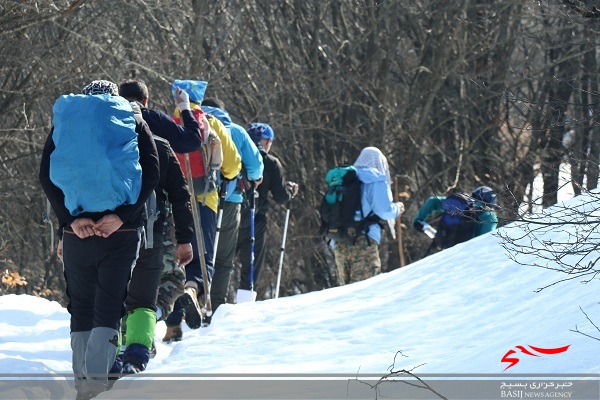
<box><xmin>249</xmin><ymin>183</ymin><xmax>259</xmax><ymax>293</ymax></box>
<box><xmin>274</xmin><ymin>198</ymin><xmax>292</xmax><ymax>299</ymax></box>
<box><xmin>211</xmin><ymin>178</ymin><xmax>229</xmax><ymax>267</ymax></box>
<box><xmin>183</xmin><ymin>153</ymin><xmax>213</xmax><ymax>319</ymax></box>
<box><xmin>394</xmin><ymin>176</ymin><xmax>406</xmax><ymax>267</ymax></box>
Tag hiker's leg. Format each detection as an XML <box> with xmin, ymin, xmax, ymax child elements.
<box><xmin>348</xmin><ymin>236</ymin><xmax>381</xmax><ymax>284</ymax></box>
<box><xmin>87</xmin><ymin>228</ymin><xmax>140</xmax><ymax>377</ymax></box>
<box><xmin>122</xmin><ymin>231</ymin><xmax>164</xmax><ymax>370</ymax></box>
<box><xmin>333</xmin><ymin>241</ymin><xmax>352</xmax><ymax>286</ymax></box>
<box><xmin>211</xmin><ymin>202</ymin><xmax>241</xmax><ymax>311</ymax></box>
<box><xmin>237</xmin><ymin>222</ymin><xmax>252</xmax><ymax>291</ymax></box>
<box><xmin>249</xmin><ymin>214</ymin><xmax>268</xmax><ymax>288</ymax></box>
<box><xmin>183</xmin><ymin>203</ymin><xmax>216</xmax><ymax>294</ymax></box>
<box><xmin>126</xmin><ymin>231</ymin><xmax>165</xmax><ymax>313</ymax></box>
<box><xmin>62</xmin><ymin>231</ymin><xmax>98</xmax><ymax>376</ymax></box>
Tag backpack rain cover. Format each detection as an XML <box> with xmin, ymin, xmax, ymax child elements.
<box><xmin>50</xmin><ymin>94</ymin><xmax>142</xmax><ymax>216</ymax></box>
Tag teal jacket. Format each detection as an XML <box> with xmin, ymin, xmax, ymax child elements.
<box><xmin>201</xmin><ymin>106</ymin><xmax>264</xmax><ymax>204</ymax></box>
<box><xmin>413</xmin><ymin>195</ymin><xmax>498</xmax><ymax>237</ymax></box>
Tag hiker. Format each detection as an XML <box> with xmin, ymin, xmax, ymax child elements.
<box><xmin>39</xmin><ymin>80</ymin><xmax>159</xmax><ymax>399</ymax></box>
<box><xmin>162</xmin><ymin>88</ymin><xmax>242</xmax><ymax>339</ymax></box>
<box><xmin>412</xmin><ymin>185</ymin><xmax>499</xmax><ymax>252</ymax></box>
<box><xmin>116</xmin><ymin>92</ymin><xmax>195</xmax><ymax>374</ymax></box>
<box><xmin>236</xmin><ymin>123</ymin><xmax>298</xmax><ymax>301</ymax></box>
<box><xmin>200</xmin><ymin>98</ymin><xmax>264</xmax><ymax>312</ymax></box>
<box><xmin>118</xmin><ymin>79</ymin><xmax>239</xmax><ymax>340</ymax></box>
<box><xmin>118</xmin><ymin>79</ymin><xmax>202</xmax><ymax>154</ymax></box>
<box><xmin>332</xmin><ymin>147</ymin><xmax>404</xmax><ymax>285</ymax></box>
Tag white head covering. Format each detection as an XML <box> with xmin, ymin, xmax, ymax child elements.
<box><xmin>353</xmin><ymin>146</ymin><xmax>391</xmax><ymax>184</ymax></box>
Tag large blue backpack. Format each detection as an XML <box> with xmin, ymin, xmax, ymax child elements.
<box><xmin>50</xmin><ymin>94</ymin><xmax>142</xmax><ymax>216</ymax></box>
<box><xmin>434</xmin><ymin>192</ymin><xmax>477</xmax><ymax>248</ymax></box>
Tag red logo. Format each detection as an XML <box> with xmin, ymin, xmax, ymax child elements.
<box><xmin>501</xmin><ymin>345</ymin><xmax>570</xmax><ymax>371</ymax></box>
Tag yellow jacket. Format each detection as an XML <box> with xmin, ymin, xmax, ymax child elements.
<box><xmin>173</xmin><ymin>104</ymin><xmax>241</xmax><ymax>213</ymax></box>
<box><xmin>200</xmin><ymin>114</ymin><xmax>241</xmax><ymax>213</ymax></box>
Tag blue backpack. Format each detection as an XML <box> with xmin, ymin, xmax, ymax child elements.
<box><xmin>434</xmin><ymin>192</ymin><xmax>477</xmax><ymax>248</ymax></box>
<box><xmin>50</xmin><ymin>94</ymin><xmax>142</xmax><ymax>216</ymax></box>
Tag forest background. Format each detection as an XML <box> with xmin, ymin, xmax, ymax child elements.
<box><xmin>1</xmin><ymin>0</ymin><xmax>598</xmax><ymax>305</ymax></box>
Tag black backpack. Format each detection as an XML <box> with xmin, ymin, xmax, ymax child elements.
<box><xmin>434</xmin><ymin>192</ymin><xmax>477</xmax><ymax>249</ymax></box>
<box><xmin>319</xmin><ymin>166</ymin><xmax>379</xmax><ymax>243</ymax></box>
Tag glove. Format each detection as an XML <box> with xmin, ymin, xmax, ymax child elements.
<box><xmin>396</xmin><ymin>201</ymin><xmax>405</xmax><ymax>214</ymax></box>
<box><xmin>286</xmin><ymin>181</ymin><xmax>299</xmax><ymax>197</ymax></box>
<box><xmin>175</xmin><ymin>88</ymin><xmax>191</xmax><ymax>112</ymax></box>
<box><xmin>413</xmin><ymin>220</ymin><xmax>424</xmax><ymax>232</ymax></box>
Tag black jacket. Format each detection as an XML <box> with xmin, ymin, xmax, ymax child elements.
<box><xmin>242</xmin><ymin>147</ymin><xmax>293</xmax><ymax>222</ymax></box>
<box><xmin>153</xmin><ymin>136</ymin><xmax>194</xmax><ymax>244</ymax></box>
<box><xmin>39</xmin><ymin>118</ymin><xmax>160</xmax><ymax>231</ymax></box>
<box><xmin>140</xmin><ymin>107</ymin><xmax>202</xmax><ymax>154</ymax></box>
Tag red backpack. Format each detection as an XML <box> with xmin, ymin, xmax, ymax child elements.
<box><xmin>172</xmin><ymin>106</ymin><xmax>223</xmax><ymax>200</ymax></box>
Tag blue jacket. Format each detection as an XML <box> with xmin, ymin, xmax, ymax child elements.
<box><xmin>201</xmin><ymin>106</ymin><xmax>264</xmax><ymax>203</ymax></box>
<box><xmin>355</xmin><ymin>167</ymin><xmax>401</xmax><ymax>244</ymax></box>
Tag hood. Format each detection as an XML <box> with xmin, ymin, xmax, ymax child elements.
<box><xmin>201</xmin><ymin>106</ymin><xmax>232</xmax><ymax>128</ymax></box>
<box><xmin>355</xmin><ymin>167</ymin><xmax>388</xmax><ymax>184</ymax></box>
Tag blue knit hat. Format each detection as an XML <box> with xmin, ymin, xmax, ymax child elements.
<box><xmin>248</xmin><ymin>122</ymin><xmax>274</xmax><ymax>144</ymax></box>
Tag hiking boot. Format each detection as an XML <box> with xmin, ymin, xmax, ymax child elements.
<box><xmin>122</xmin><ymin>361</ymin><xmax>143</xmax><ymax>375</ymax></box>
<box><xmin>162</xmin><ymin>324</ymin><xmax>183</xmax><ymax>343</ymax></box>
<box><xmin>180</xmin><ymin>287</ymin><xmax>203</xmax><ymax>329</ymax></box>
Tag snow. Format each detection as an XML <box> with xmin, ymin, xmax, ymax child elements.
<box><xmin>1</xmin><ymin>177</ymin><xmax>600</xmax><ymax>398</ymax></box>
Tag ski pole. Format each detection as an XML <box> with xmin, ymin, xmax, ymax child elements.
<box><xmin>211</xmin><ymin>178</ymin><xmax>229</xmax><ymax>267</ymax></box>
<box><xmin>183</xmin><ymin>153</ymin><xmax>212</xmax><ymax>319</ymax></box>
<box><xmin>275</xmin><ymin>199</ymin><xmax>292</xmax><ymax>299</ymax></box>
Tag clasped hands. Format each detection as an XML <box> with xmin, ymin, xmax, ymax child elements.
<box><xmin>70</xmin><ymin>214</ymin><xmax>123</xmax><ymax>239</ymax></box>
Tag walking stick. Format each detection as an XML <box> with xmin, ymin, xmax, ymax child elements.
<box><xmin>183</xmin><ymin>153</ymin><xmax>212</xmax><ymax>320</ymax></box>
<box><xmin>275</xmin><ymin>199</ymin><xmax>292</xmax><ymax>299</ymax></box>
<box><xmin>394</xmin><ymin>176</ymin><xmax>406</xmax><ymax>268</ymax></box>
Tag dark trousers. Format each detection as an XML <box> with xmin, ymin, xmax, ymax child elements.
<box><xmin>63</xmin><ymin>228</ymin><xmax>141</xmax><ymax>332</ymax></box>
<box><xmin>237</xmin><ymin>213</ymin><xmax>267</xmax><ymax>291</ymax></box>
<box><xmin>166</xmin><ymin>203</ymin><xmax>216</xmax><ymax>326</ymax></box>
<box><xmin>125</xmin><ymin>231</ymin><xmax>165</xmax><ymax>312</ymax></box>
<box><xmin>210</xmin><ymin>202</ymin><xmax>241</xmax><ymax>311</ymax></box>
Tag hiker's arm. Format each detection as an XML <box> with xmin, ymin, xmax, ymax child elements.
<box><xmin>236</xmin><ymin>126</ymin><xmax>264</xmax><ymax>181</ymax></box>
<box><xmin>164</xmin><ymin>143</ymin><xmax>194</xmax><ymax>244</ymax></box>
<box><xmin>412</xmin><ymin>196</ymin><xmax>445</xmax><ymax>229</ymax></box>
<box><xmin>370</xmin><ymin>181</ymin><xmax>401</xmax><ymax>220</ymax></box>
<box><xmin>149</xmin><ymin>109</ymin><xmax>203</xmax><ymax>154</ymax></box>
<box><xmin>114</xmin><ymin>122</ymin><xmax>160</xmax><ymax>224</ymax></box>
<box><xmin>38</xmin><ymin>129</ymin><xmax>76</xmax><ymax>228</ymax></box>
<box><xmin>476</xmin><ymin>210</ymin><xmax>498</xmax><ymax>235</ymax></box>
<box><xmin>269</xmin><ymin>157</ymin><xmax>293</xmax><ymax>204</ymax></box>
<box><xmin>212</xmin><ymin>118</ymin><xmax>241</xmax><ymax>180</ymax></box>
